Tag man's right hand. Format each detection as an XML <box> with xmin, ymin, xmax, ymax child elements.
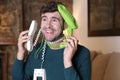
<box><xmin>17</xmin><ymin>30</ymin><xmax>29</xmax><ymax>60</ymax></box>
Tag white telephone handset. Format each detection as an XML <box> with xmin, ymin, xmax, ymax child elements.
<box><xmin>27</xmin><ymin>20</ymin><xmax>38</xmax><ymax>51</ymax></box>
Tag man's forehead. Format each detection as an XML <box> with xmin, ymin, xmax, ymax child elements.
<box><xmin>41</xmin><ymin>11</ymin><xmax>62</xmax><ymax>18</ymax></box>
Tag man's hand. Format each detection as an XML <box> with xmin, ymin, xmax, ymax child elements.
<box><xmin>63</xmin><ymin>36</ymin><xmax>78</xmax><ymax>68</ymax></box>
<box><xmin>17</xmin><ymin>30</ymin><xmax>29</xmax><ymax>60</ymax></box>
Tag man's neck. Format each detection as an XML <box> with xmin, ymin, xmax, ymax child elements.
<box><xmin>46</xmin><ymin>36</ymin><xmax>66</xmax><ymax>49</ymax></box>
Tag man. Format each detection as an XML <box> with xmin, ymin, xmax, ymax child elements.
<box><xmin>12</xmin><ymin>1</ymin><xmax>91</xmax><ymax>80</ymax></box>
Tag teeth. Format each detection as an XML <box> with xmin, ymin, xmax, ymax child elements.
<box><xmin>46</xmin><ymin>29</ymin><xmax>53</xmax><ymax>33</ymax></box>
<box><xmin>46</xmin><ymin>30</ymin><xmax>52</xmax><ymax>33</ymax></box>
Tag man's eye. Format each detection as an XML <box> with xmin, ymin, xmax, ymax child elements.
<box><xmin>52</xmin><ymin>18</ymin><xmax>58</xmax><ymax>22</ymax></box>
<box><xmin>42</xmin><ymin>18</ymin><xmax>47</xmax><ymax>21</ymax></box>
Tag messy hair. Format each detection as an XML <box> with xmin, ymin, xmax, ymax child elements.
<box><xmin>40</xmin><ymin>1</ymin><xmax>62</xmax><ymax>14</ymax></box>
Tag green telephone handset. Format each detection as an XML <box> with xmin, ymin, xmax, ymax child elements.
<box><xmin>46</xmin><ymin>4</ymin><xmax>78</xmax><ymax>49</ymax></box>
<box><xmin>57</xmin><ymin>4</ymin><xmax>78</xmax><ymax>37</ymax></box>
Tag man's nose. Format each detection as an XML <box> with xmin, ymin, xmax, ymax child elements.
<box><xmin>46</xmin><ymin>20</ymin><xmax>52</xmax><ymax>28</ymax></box>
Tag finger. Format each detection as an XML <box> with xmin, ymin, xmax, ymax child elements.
<box><xmin>18</xmin><ymin>34</ymin><xmax>29</xmax><ymax>40</ymax></box>
<box><xmin>66</xmin><ymin>38</ymin><xmax>75</xmax><ymax>47</ymax></box>
<box><xmin>21</xmin><ymin>36</ymin><xmax>30</xmax><ymax>41</ymax></box>
<box><xmin>21</xmin><ymin>39</ymin><xmax>29</xmax><ymax>44</ymax></box>
<box><xmin>19</xmin><ymin>30</ymin><xmax>29</xmax><ymax>38</ymax></box>
<box><xmin>18</xmin><ymin>36</ymin><xmax>30</xmax><ymax>45</ymax></box>
<box><xmin>69</xmin><ymin>37</ymin><xmax>78</xmax><ymax>47</ymax></box>
<box><xmin>67</xmin><ymin>41</ymin><xmax>72</xmax><ymax>48</ymax></box>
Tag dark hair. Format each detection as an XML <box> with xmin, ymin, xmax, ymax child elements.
<box><xmin>40</xmin><ymin>1</ymin><xmax>62</xmax><ymax>14</ymax></box>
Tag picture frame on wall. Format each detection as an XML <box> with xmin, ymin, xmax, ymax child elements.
<box><xmin>88</xmin><ymin>0</ymin><xmax>120</xmax><ymax>36</ymax></box>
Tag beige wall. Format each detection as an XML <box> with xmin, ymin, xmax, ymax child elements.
<box><xmin>73</xmin><ymin>0</ymin><xmax>120</xmax><ymax>53</ymax></box>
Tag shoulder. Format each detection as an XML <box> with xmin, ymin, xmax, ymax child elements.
<box><xmin>74</xmin><ymin>44</ymin><xmax>90</xmax><ymax>61</ymax></box>
<box><xmin>77</xmin><ymin>44</ymin><xmax>90</xmax><ymax>55</ymax></box>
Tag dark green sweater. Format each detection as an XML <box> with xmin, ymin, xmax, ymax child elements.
<box><xmin>12</xmin><ymin>43</ymin><xmax>91</xmax><ymax>80</ymax></box>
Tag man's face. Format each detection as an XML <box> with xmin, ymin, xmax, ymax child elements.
<box><xmin>41</xmin><ymin>11</ymin><xmax>63</xmax><ymax>42</ymax></box>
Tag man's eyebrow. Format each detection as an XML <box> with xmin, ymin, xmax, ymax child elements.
<box><xmin>41</xmin><ymin>15</ymin><xmax>47</xmax><ymax>18</ymax></box>
<box><xmin>41</xmin><ymin>16</ymin><xmax>61</xmax><ymax>21</ymax></box>
<box><xmin>52</xmin><ymin>17</ymin><xmax>60</xmax><ymax>21</ymax></box>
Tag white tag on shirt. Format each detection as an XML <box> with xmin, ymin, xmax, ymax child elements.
<box><xmin>33</xmin><ymin>69</ymin><xmax>46</xmax><ymax>80</ymax></box>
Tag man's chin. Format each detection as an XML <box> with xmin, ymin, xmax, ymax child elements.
<box><xmin>45</xmin><ymin>38</ymin><xmax>54</xmax><ymax>42</ymax></box>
